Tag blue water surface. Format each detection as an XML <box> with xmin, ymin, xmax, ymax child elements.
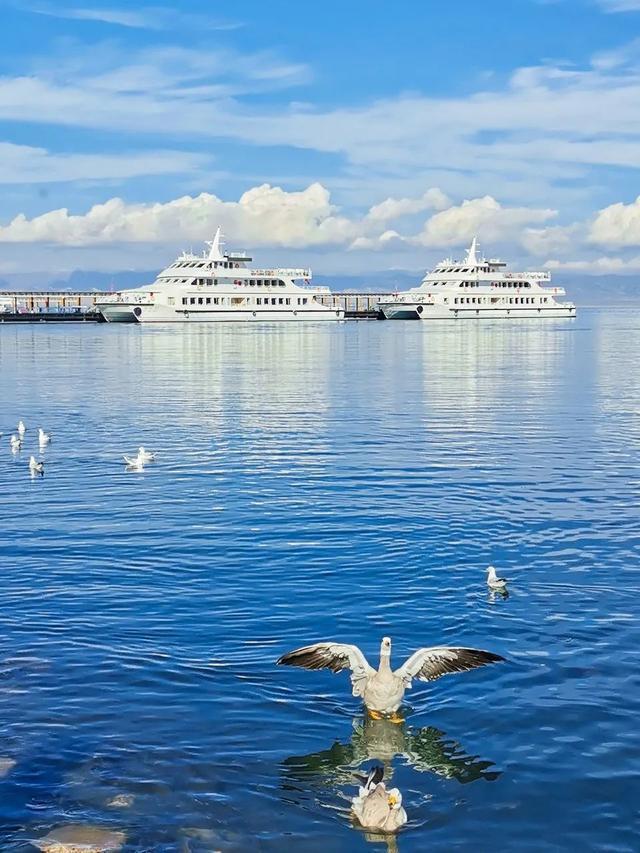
<box><xmin>0</xmin><ymin>311</ymin><xmax>639</xmax><ymax>852</ymax></box>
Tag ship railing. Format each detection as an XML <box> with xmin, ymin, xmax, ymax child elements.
<box><xmin>98</xmin><ymin>293</ymin><xmax>150</xmax><ymax>304</ymax></box>
<box><xmin>250</xmin><ymin>268</ymin><xmax>312</xmax><ymax>278</ymax></box>
<box><xmin>502</xmin><ymin>271</ymin><xmax>551</xmax><ymax>281</ymax></box>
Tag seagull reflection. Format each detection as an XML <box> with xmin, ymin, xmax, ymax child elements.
<box><xmin>488</xmin><ymin>588</ymin><xmax>510</xmax><ymax>604</ymax></box>
<box><xmin>281</xmin><ymin>716</ymin><xmax>499</xmax><ymax>848</ymax></box>
<box><xmin>283</xmin><ymin>714</ymin><xmax>499</xmax><ymax>787</ymax></box>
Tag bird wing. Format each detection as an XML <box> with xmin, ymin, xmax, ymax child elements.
<box><xmin>394</xmin><ymin>647</ymin><xmax>505</xmax><ymax>688</ymax></box>
<box><xmin>277</xmin><ymin>642</ymin><xmax>375</xmax><ymax>697</ymax></box>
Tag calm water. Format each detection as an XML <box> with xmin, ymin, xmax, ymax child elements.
<box><xmin>0</xmin><ymin>311</ymin><xmax>639</xmax><ymax>852</ymax></box>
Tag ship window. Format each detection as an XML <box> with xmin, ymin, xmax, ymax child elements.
<box><xmin>272</xmin><ymin>298</ymin><xmax>277</xmax><ymax>305</ymax></box>
<box><xmin>190</xmin><ymin>297</ymin><xmax>195</xmax><ymax>305</ymax></box>
<box><xmin>286</xmin><ymin>298</ymin><xmax>291</xmax><ymax>305</ymax></box>
<box><xmin>302</xmin><ymin>298</ymin><xmax>308</xmax><ymax>305</ymax></box>
<box><xmin>198</xmin><ymin>297</ymin><xmax>203</xmax><ymax>305</ymax></box>
<box><xmin>182</xmin><ymin>297</ymin><xmax>187</xmax><ymax>305</ymax></box>
<box><xmin>279</xmin><ymin>281</ymin><xmax>285</xmax><ymax>287</ymax></box>
<box><xmin>205</xmin><ymin>297</ymin><xmax>211</xmax><ymax>305</ymax></box>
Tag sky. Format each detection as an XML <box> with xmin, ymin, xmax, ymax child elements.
<box><xmin>1</xmin><ymin>0</ymin><xmax>640</xmax><ymax>275</ymax></box>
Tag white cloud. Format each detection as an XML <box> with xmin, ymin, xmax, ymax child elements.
<box><xmin>417</xmin><ymin>196</ymin><xmax>557</xmax><ymax>247</ymax></box>
<box><xmin>589</xmin><ymin>195</ymin><xmax>640</xmax><ymax>245</ymax></box>
<box><xmin>0</xmin><ymin>183</ymin><xmax>358</xmax><ymax>247</ymax></box>
<box><xmin>595</xmin><ymin>1</ymin><xmax>640</xmax><ymax>12</ymax></box>
<box><xmin>19</xmin><ymin>3</ymin><xmax>241</xmax><ymax>32</ymax></box>
<box><xmin>349</xmin><ymin>230</ymin><xmax>405</xmax><ymax>251</ymax></box>
<box><xmin>520</xmin><ymin>223</ymin><xmax>583</xmax><ymax>256</ymax></box>
<box><xmin>545</xmin><ymin>255</ymin><xmax>640</xmax><ymax>272</ymax></box>
<box><xmin>366</xmin><ymin>188</ymin><xmax>451</xmax><ymax>222</ymax></box>
<box><xmin>0</xmin><ymin>142</ymin><xmax>209</xmax><ymax>184</ymax></box>
<box><xmin>1</xmin><ymin>41</ymin><xmax>640</xmax><ymax>206</ymax></box>
<box><xmin>4</xmin><ymin>177</ymin><xmax>640</xmax><ymax>278</ymax></box>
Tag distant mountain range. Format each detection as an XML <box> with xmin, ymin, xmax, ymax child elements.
<box><xmin>0</xmin><ymin>268</ymin><xmax>638</xmax><ymax>306</ymax></box>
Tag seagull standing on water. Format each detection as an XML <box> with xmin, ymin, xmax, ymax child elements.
<box><xmin>278</xmin><ymin>636</ymin><xmax>504</xmax><ymax>720</ymax></box>
<box><xmin>486</xmin><ymin>566</ymin><xmax>508</xmax><ymax>592</ymax></box>
<box><xmin>137</xmin><ymin>446</ymin><xmax>155</xmax><ymax>463</ymax></box>
<box><xmin>10</xmin><ymin>434</ymin><xmax>21</xmax><ymax>452</ymax></box>
<box><xmin>352</xmin><ymin>765</ymin><xmax>407</xmax><ymax>833</ymax></box>
<box><xmin>17</xmin><ymin>420</ymin><xmax>26</xmax><ymax>437</ymax></box>
<box><xmin>38</xmin><ymin>428</ymin><xmax>51</xmax><ymax>447</ymax></box>
<box><xmin>29</xmin><ymin>456</ymin><xmax>44</xmax><ymax>476</ymax></box>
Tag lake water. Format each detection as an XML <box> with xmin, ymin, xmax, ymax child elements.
<box><xmin>0</xmin><ymin>310</ymin><xmax>639</xmax><ymax>852</ymax></box>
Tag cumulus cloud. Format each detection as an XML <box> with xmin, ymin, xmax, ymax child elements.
<box><xmin>349</xmin><ymin>230</ymin><xmax>405</xmax><ymax>251</ymax></box>
<box><xmin>589</xmin><ymin>195</ymin><xmax>640</xmax><ymax>245</ymax></box>
<box><xmin>0</xmin><ymin>183</ymin><xmax>358</xmax><ymax>247</ymax></box>
<box><xmin>366</xmin><ymin>188</ymin><xmax>451</xmax><ymax>222</ymax></box>
<box><xmin>0</xmin><ymin>184</ymin><xmax>563</xmax><ymax>256</ymax></box>
<box><xmin>417</xmin><ymin>196</ymin><xmax>557</xmax><ymax>247</ymax></box>
<box><xmin>520</xmin><ymin>223</ymin><xmax>583</xmax><ymax>256</ymax></box>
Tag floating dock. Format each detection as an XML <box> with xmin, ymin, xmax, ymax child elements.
<box><xmin>1</xmin><ymin>291</ymin><xmax>390</xmax><ymax>321</ymax></box>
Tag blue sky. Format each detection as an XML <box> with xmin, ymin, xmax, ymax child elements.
<box><xmin>1</xmin><ymin>0</ymin><xmax>640</xmax><ymax>274</ymax></box>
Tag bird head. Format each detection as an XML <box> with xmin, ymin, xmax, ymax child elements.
<box><xmin>486</xmin><ymin>565</ymin><xmax>496</xmax><ymax>577</ymax></box>
<box><xmin>387</xmin><ymin>789</ymin><xmax>402</xmax><ymax>809</ymax></box>
<box><xmin>380</xmin><ymin>637</ymin><xmax>392</xmax><ymax>657</ymax></box>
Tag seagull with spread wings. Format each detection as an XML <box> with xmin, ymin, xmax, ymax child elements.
<box><xmin>277</xmin><ymin>636</ymin><xmax>504</xmax><ymax>721</ymax></box>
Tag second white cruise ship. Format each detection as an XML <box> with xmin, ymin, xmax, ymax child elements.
<box><xmin>378</xmin><ymin>238</ymin><xmax>576</xmax><ymax>320</ymax></box>
<box><xmin>97</xmin><ymin>229</ymin><xmax>344</xmax><ymax>323</ymax></box>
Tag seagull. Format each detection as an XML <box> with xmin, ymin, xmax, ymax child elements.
<box><xmin>29</xmin><ymin>456</ymin><xmax>44</xmax><ymax>476</ymax></box>
<box><xmin>10</xmin><ymin>434</ymin><xmax>21</xmax><ymax>452</ymax></box>
<box><xmin>123</xmin><ymin>453</ymin><xmax>145</xmax><ymax>470</ymax></box>
<box><xmin>352</xmin><ymin>765</ymin><xmax>407</xmax><ymax>833</ymax></box>
<box><xmin>17</xmin><ymin>420</ymin><xmax>26</xmax><ymax>437</ymax></box>
<box><xmin>277</xmin><ymin>636</ymin><xmax>504</xmax><ymax>720</ymax></box>
<box><xmin>486</xmin><ymin>566</ymin><xmax>508</xmax><ymax>592</ymax></box>
<box><xmin>38</xmin><ymin>428</ymin><xmax>51</xmax><ymax>446</ymax></box>
<box><xmin>137</xmin><ymin>446</ymin><xmax>155</xmax><ymax>463</ymax></box>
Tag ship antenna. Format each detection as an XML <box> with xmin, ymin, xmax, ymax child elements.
<box><xmin>206</xmin><ymin>226</ymin><xmax>225</xmax><ymax>261</ymax></box>
<box><xmin>465</xmin><ymin>236</ymin><xmax>479</xmax><ymax>266</ymax></box>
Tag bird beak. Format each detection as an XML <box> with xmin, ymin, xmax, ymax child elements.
<box><xmin>388</xmin><ymin>794</ymin><xmax>398</xmax><ymax>807</ymax></box>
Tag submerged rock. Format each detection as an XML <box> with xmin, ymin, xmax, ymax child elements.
<box><xmin>105</xmin><ymin>793</ymin><xmax>134</xmax><ymax>809</ymax></box>
<box><xmin>0</xmin><ymin>756</ymin><xmax>16</xmax><ymax>778</ymax></box>
<box><xmin>33</xmin><ymin>825</ymin><xmax>126</xmax><ymax>852</ymax></box>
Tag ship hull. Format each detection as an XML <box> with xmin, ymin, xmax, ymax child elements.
<box><xmin>379</xmin><ymin>302</ymin><xmax>576</xmax><ymax>320</ymax></box>
<box><xmin>97</xmin><ymin>302</ymin><xmax>344</xmax><ymax>323</ymax></box>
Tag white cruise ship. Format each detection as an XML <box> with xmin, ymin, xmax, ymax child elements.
<box><xmin>97</xmin><ymin>229</ymin><xmax>344</xmax><ymax>323</ymax></box>
<box><xmin>378</xmin><ymin>238</ymin><xmax>576</xmax><ymax>320</ymax></box>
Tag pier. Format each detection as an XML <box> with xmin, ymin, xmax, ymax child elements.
<box><xmin>0</xmin><ymin>291</ymin><xmax>389</xmax><ymax>321</ymax></box>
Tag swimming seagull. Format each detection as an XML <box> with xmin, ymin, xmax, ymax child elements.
<box><xmin>29</xmin><ymin>456</ymin><xmax>44</xmax><ymax>476</ymax></box>
<box><xmin>10</xmin><ymin>434</ymin><xmax>21</xmax><ymax>452</ymax></box>
<box><xmin>123</xmin><ymin>453</ymin><xmax>145</xmax><ymax>471</ymax></box>
<box><xmin>38</xmin><ymin>428</ymin><xmax>51</xmax><ymax>446</ymax></box>
<box><xmin>352</xmin><ymin>765</ymin><xmax>407</xmax><ymax>832</ymax></box>
<box><xmin>486</xmin><ymin>566</ymin><xmax>508</xmax><ymax>592</ymax></box>
<box><xmin>17</xmin><ymin>420</ymin><xmax>26</xmax><ymax>437</ymax></box>
<box><xmin>137</xmin><ymin>446</ymin><xmax>155</xmax><ymax>463</ymax></box>
<box><xmin>277</xmin><ymin>636</ymin><xmax>504</xmax><ymax>720</ymax></box>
